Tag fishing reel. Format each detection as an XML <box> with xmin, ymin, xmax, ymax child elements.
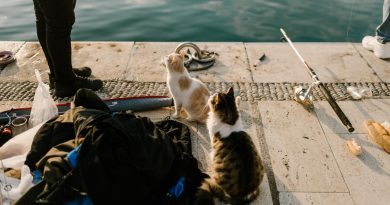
<box><xmin>293</xmin><ymin>82</ymin><xmax>317</xmax><ymax>110</ymax></box>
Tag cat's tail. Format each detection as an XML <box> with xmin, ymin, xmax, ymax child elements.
<box><xmin>245</xmin><ymin>187</ymin><xmax>260</xmax><ymax>203</ymax></box>
<box><xmin>195</xmin><ymin>178</ymin><xmax>230</xmax><ymax>205</ymax></box>
<box><xmin>230</xmin><ymin>188</ymin><xmax>260</xmax><ymax>205</ymax></box>
<box><xmin>197</xmin><ymin>101</ymin><xmax>210</xmax><ymax>124</ymax></box>
<box><xmin>195</xmin><ymin>181</ymin><xmax>214</xmax><ymax>205</ymax></box>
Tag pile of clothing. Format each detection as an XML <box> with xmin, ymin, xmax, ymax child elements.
<box><xmin>2</xmin><ymin>89</ymin><xmax>206</xmax><ymax>205</ymax></box>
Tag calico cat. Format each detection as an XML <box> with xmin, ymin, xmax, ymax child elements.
<box><xmin>164</xmin><ymin>52</ymin><xmax>210</xmax><ymax>123</ymax></box>
<box><xmin>196</xmin><ymin>87</ymin><xmax>264</xmax><ymax>205</ymax></box>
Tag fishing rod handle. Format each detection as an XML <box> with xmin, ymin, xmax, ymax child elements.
<box><xmin>318</xmin><ymin>83</ymin><xmax>354</xmax><ymax>132</ymax></box>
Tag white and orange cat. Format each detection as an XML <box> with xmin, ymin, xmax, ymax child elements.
<box><xmin>164</xmin><ymin>52</ymin><xmax>210</xmax><ymax>123</ymax></box>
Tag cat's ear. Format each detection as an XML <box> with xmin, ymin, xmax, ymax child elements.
<box><xmin>215</xmin><ymin>93</ymin><xmax>222</xmax><ymax>104</ymax></box>
<box><xmin>167</xmin><ymin>55</ymin><xmax>173</xmax><ymax>64</ymax></box>
<box><xmin>171</xmin><ymin>55</ymin><xmax>177</xmax><ymax>65</ymax></box>
<box><xmin>235</xmin><ymin>96</ymin><xmax>241</xmax><ymax>111</ymax></box>
<box><xmin>227</xmin><ymin>87</ymin><xmax>234</xmax><ymax>97</ymax></box>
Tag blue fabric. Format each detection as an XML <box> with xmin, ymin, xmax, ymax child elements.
<box><xmin>32</xmin><ymin>170</ymin><xmax>42</xmax><ymax>184</ymax></box>
<box><xmin>167</xmin><ymin>177</ymin><xmax>185</xmax><ymax>198</ymax></box>
<box><xmin>67</xmin><ymin>144</ymin><xmax>82</xmax><ymax>168</ymax></box>
<box><xmin>66</xmin><ymin>196</ymin><xmax>93</xmax><ymax>205</ymax></box>
<box><xmin>111</xmin><ymin>112</ymin><xmax>118</xmax><ymax>118</ymax></box>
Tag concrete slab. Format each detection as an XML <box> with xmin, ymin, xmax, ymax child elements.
<box><xmin>71</xmin><ymin>42</ymin><xmax>133</xmax><ymax>80</ymax></box>
<box><xmin>241</xmin><ymin>101</ymin><xmax>273</xmax><ymax>205</ymax></box>
<box><xmin>0</xmin><ymin>41</ymin><xmax>24</xmax><ymax>53</ymax></box>
<box><xmin>245</xmin><ymin>43</ymin><xmax>313</xmax><ymax>83</ymax></box>
<box><xmin>125</xmin><ymin>42</ymin><xmax>252</xmax><ymax>83</ymax></box>
<box><xmin>279</xmin><ymin>192</ymin><xmax>354</xmax><ymax>205</ymax></box>
<box><xmin>0</xmin><ymin>42</ymin><xmax>47</xmax><ymax>82</ymax></box>
<box><xmin>326</xmin><ymin>133</ymin><xmax>390</xmax><ymax>205</ymax></box>
<box><xmin>125</xmin><ymin>42</ymin><xmax>177</xmax><ymax>82</ymax></box>
<box><xmin>2</xmin><ymin>41</ymin><xmax>390</xmax><ymax>205</ymax></box>
<box><xmin>353</xmin><ymin>43</ymin><xmax>390</xmax><ymax>83</ymax></box>
<box><xmin>191</xmin><ymin>123</ymin><xmax>211</xmax><ymax>172</ymax></box>
<box><xmin>258</xmin><ymin>101</ymin><xmax>348</xmax><ymax>192</ymax></box>
<box><xmin>188</xmin><ymin>42</ymin><xmax>252</xmax><ymax>83</ymax></box>
<box><xmin>0</xmin><ymin>41</ymin><xmax>133</xmax><ymax>83</ymax></box>
<box><xmin>246</xmin><ymin>43</ymin><xmax>381</xmax><ymax>83</ymax></box>
<box><xmin>0</xmin><ymin>101</ymin><xmax>32</xmax><ymax>112</ymax></box>
<box><xmin>304</xmin><ymin>43</ymin><xmax>380</xmax><ymax>83</ymax></box>
<box><xmin>314</xmin><ymin>99</ymin><xmax>390</xmax><ymax>134</ymax></box>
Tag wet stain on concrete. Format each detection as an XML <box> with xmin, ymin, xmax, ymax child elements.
<box><xmin>74</xmin><ymin>44</ymin><xmax>83</xmax><ymax>50</ymax></box>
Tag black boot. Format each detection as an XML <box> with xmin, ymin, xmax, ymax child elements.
<box><xmin>55</xmin><ymin>76</ymin><xmax>103</xmax><ymax>98</ymax></box>
<box><xmin>48</xmin><ymin>67</ymin><xmax>92</xmax><ymax>89</ymax></box>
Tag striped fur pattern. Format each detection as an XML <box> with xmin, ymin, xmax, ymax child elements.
<box><xmin>164</xmin><ymin>52</ymin><xmax>210</xmax><ymax>123</ymax></box>
<box><xmin>196</xmin><ymin>87</ymin><xmax>264</xmax><ymax>205</ymax></box>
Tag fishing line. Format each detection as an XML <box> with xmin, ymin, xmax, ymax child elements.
<box><xmin>346</xmin><ymin>0</ymin><xmax>356</xmax><ymax>42</ymax></box>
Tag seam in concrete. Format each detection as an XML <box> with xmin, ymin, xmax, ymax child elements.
<box><xmin>351</xmin><ymin>43</ymin><xmax>384</xmax><ymax>83</ymax></box>
<box><xmin>124</xmin><ymin>42</ymin><xmax>137</xmax><ymax>80</ymax></box>
<box><xmin>15</xmin><ymin>41</ymin><xmax>26</xmax><ymax>55</ymax></box>
<box><xmin>243</xmin><ymin>43</ymin><xmax>255</xmax><ymax>83</ymax></box>
<box><xmin>251</xmin><ymin>102</ymin><xmax>280</xmax><ymax>205</ymax></box>
<box><xmin>313</xmin><ymin>109</ymin><xmax>356</xmax><ymax>204</ymax></box>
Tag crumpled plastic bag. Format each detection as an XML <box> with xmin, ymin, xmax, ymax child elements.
<box><xmin>8</xmin><ymin>165</ymin><xmax>34</xmax><ymax>201</ymax></box>
<box><xmin>0</xmin><ymin>169</ymin><xmax>21</xmax><ymax>205</ymax></box>
<box><xmin>346</xmin><ymin>86</ymin><xmax>372</xmax><ymax>100</ymax></box>
<box><xmin>0</xmin><ymin>165</ymin><xmax>34</xmax><ymax>204</ymax></box>
<box><xmin>29</xmin><ymin>69</ymin><xmax>58</xmax><ymax>127</ymax></box>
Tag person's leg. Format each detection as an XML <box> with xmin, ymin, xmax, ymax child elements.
<box><xmin>32</xmin><ymin>0</ymin><xmax>54</xmax><ymax>76</ymax></box>
<box><xmin>38</xmin><ymin>0</ymin><xmax>76</xmax><ymax>84</ymax></box>
<box><xmin>376</xmin><ymin>0</ymin><xmax>390</xmax><ymax>43</ymax></box>
<box><xmin>37</xmin><ymin>0</ymin><xmax>102</xmax><ymax>97</ymax></box>
<box><xmin>362</xmin><ymin>0</ymin><xmax>390</xmax><ymax>58</ymax></box>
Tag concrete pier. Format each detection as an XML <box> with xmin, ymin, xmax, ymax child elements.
<box><xmin>1</xmin><ymin>41</ymin><xmax>389</xmax><ymax>205</ymax></box>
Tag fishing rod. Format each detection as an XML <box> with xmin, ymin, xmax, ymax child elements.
<box><xmin>0</xmin><ymin>96</ymin><xmax>173</xmax><ymax>125</ymax></box>
<box><xmin>280</xmin><ymin>28</ymin><xmax>354</xmax><ymax>133</ymax></box>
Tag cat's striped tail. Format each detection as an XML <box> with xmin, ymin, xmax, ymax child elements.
<box><xmin>195</xmin><ymin>178</ymin><xmax>230</xmax><ymax>205</ymax></box>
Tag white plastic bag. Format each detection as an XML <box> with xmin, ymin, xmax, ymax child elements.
<box><xmin>29</xmin><ymin>69</ymin><xmax>58</xmax><ymax>127</ymax></box>
<box><xmin>7</xmin><ymin>165</ymin><xmax>34</xmax><ymax>201</ymax></box>
<box><xmin>346</xmin><ymin>86</ymin><xmax>372</xmax><ymax>100</ymax></box>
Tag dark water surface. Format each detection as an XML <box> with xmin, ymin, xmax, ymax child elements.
<box><xmin>0</xmin><ymin>0</ymin><xmax>383</xmax><ymax>42</ymax></box>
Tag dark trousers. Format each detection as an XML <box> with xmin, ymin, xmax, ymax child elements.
<box><xmin>377</xmin><ymin>0</ymin><xmax>390</xmax><ymax>43</ymax></box>
<box><xmin>33</xmin><ymin>0</ymin><xmax>76</xmax><ymax>83</ymax></box>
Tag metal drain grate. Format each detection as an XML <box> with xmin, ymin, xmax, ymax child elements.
<box><xmin>0</xmin><ymin>80</ymin><xmax>389</xmax><ymax>102</ymax></box>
